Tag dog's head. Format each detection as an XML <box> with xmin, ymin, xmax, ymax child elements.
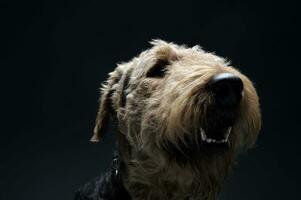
<box><xmin>92</xmin><ymin>40</ymin><xmax>261</xmax><ymax>159</ymax></box>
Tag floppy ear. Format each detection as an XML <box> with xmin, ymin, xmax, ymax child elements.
<box><xmin>90</xmin><ymin>67</ymin><xmax>125</xmax><ymax>142</ymax></box>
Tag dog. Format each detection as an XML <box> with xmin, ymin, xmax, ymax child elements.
<box><xmin>75</xmin><ymin>40</ymin><xmax>261</xmax><ymax>200</ymax></box>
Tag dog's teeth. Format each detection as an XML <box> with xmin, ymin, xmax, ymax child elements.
<box><xmin>200</xmin><ymin>128</ymin><xmax>206</xmax><ymax>140</ymax></box>
<box><xmin>222</xmin><ymin>127</ymin><xmax>232</xmax><ymax>141</ymax></box>
<box><xmin>201</xmin><ymin>127</ymin><xmax>232</xmax><ymax>144</ymax></box>
<box><xmin>225</xmin><ymin>127</ymin><xmax>232</xmax><ymax>137</ymax></box>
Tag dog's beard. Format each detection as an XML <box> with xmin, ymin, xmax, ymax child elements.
<box><xmin>160</xmin><ymin>105</ymin><xmax>240</xmax><ymax>161</ymax></box>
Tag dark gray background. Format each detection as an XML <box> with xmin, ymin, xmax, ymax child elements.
<box><xmin>1</xmin><ymin>0</ymin><xmax>300</xmax><ymax>199</ymax></box>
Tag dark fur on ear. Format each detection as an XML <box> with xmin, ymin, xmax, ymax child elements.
<box><xmin>91</xmin><ymin>66</ymin><xmax>130</xmax><ymax>142</ymax></box>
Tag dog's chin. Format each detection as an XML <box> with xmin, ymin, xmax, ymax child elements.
<box><xmin>163</xmin><ymin>140</ymin><xmax>230</xmax><ymax>163</ymax></box>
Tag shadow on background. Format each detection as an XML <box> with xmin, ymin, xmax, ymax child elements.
<box><xmin>1</xmin><ymin>0</ymin><xmax>299</xmax><ymax>199</ymax></box>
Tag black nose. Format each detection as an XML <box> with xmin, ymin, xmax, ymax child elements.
<box><xmin>207</xmin><ymin>73</ymin><xmax>243</xmax><ymax>107</ymax></box>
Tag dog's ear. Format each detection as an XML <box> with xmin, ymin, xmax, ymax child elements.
<box><xmin>150</xmin><ymin>39</ymin><xmax>179</xmax><ymax>62</ymax></box>
<box><xmin>91</xmin><ymin>65</ymin><xmax>130</xmax><ymax>142</ymax></box>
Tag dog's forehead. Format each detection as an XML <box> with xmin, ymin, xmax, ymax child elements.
<box><xmin>121</xmin><ymin>41</ymin><xmax>230</xmax><ymax>90</ymax></box>
<box><xmin>130</xmin><ymin>44</ymin><xmax>224</xmax><ymax>76</ymax></box>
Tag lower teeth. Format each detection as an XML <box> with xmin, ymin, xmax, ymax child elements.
<box><xmin>199</xmin><ymin>127</ymin><xmax>232</xmax><ymax>144</ymax></box>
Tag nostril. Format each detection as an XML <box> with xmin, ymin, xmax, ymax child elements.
<box><xmin>207</xmin><ymin>73</ymin><xmax>243</xmax><ymax>107</ymax></box>
<box><xmin>215</xmin><ymin>81</ymin><xmax>231</xmax><ymax>98</ymax></box>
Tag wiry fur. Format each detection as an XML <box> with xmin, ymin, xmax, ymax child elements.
<box><xmin>87</xmin><ymin>40</ymin><xmax>261</xmax><ymax>200</ymax></box>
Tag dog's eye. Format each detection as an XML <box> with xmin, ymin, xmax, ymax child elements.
<box><xmin>146</xmin><ymin>59</ymin><xmax>169</xmax><ymax>78</ymax></box>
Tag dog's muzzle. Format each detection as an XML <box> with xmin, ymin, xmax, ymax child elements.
<box><xmin>200</xmin><ymin>73</ymin><xmax>243</xmax><ymax>146</ymax></box>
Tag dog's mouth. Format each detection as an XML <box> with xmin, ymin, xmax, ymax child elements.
<box><xmin>198</xmin><ymin>105</ymin><xmax>239</xmax><ymax>149</ymax></box>
<box><xmin>162</xmin><ymin>125</ymin><xmax>233</xmax><ymax>159</ymax></box>
<box><xmin>199</xmin><ymin>126</ymin><xmax>232</xmax><ymax>146</ymax></box>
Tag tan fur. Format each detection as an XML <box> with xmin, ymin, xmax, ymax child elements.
<box><xmin>92</xmin><ymin>40</ymin><xmax>261</xmax><ymax>200</ymax></box>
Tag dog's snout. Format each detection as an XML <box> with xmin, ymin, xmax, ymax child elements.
<box><xmin>208</xmin><ymin>73</ymin><xmax>243</xmax><ymax>107</ymax></box>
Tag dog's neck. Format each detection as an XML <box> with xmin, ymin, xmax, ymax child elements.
<box><xmin>120</xmin><ymin>149</ymin><xmax>234</xmax><ymax>200</ymax></box>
